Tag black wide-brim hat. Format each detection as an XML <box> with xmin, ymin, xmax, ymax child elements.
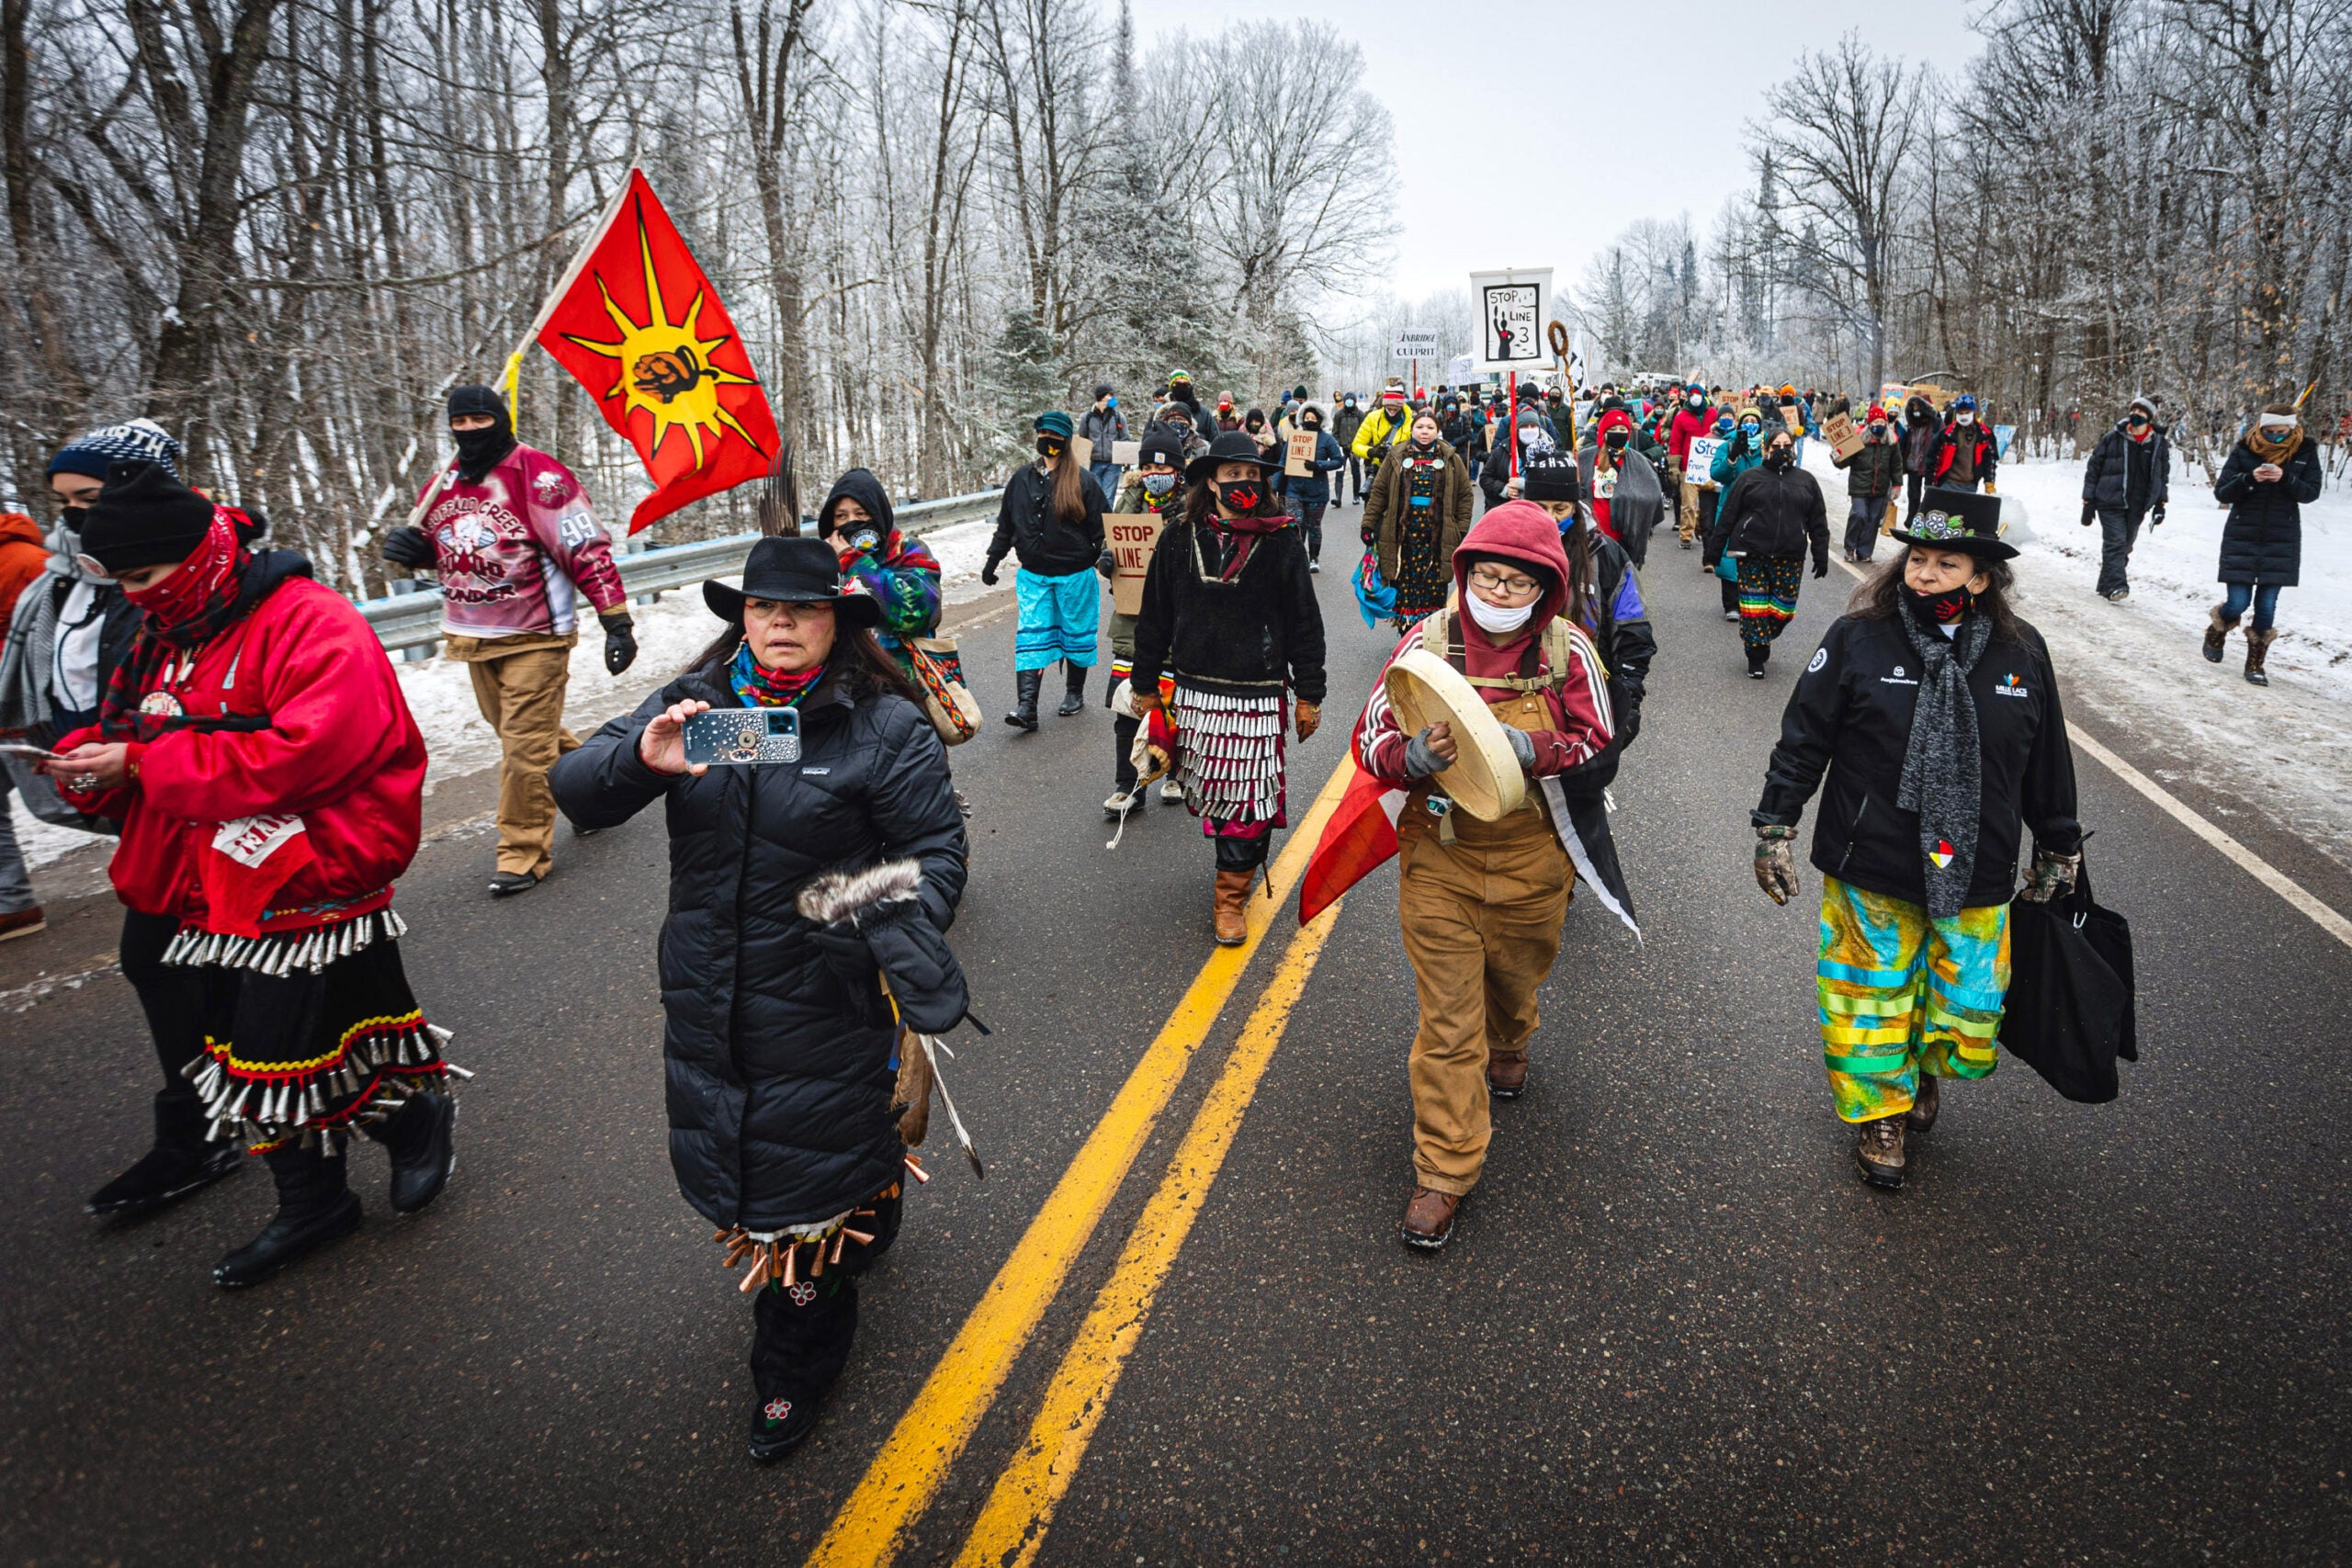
<box><xmin>1890</xmin><ymin>486</ymin><xmax>2017</xmax><ymax>560</ymax></box>
<box><xmin>1183</xmin><ymin>429</ymin><xmax>1283</xmax><ymax>483</ymax></box>
<box><xmin>703</xmin><ymin>535</ymin><xmax>883</xmax><ymax>626</ymax></box>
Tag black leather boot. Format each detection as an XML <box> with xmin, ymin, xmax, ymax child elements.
<box><xmin>1057</xmin><ymin>664</ymin><xmax>1087</xmax><ymax>716</ymax></box>
<box><xmin>86</xmin><ymin>1091</ymin><xmax>243</xmax><ymax>1217</ymax></box>
<box><xmin>212</xmin><ymin>1142</ymin><xmax>362</xmax><ymax>1288</ymax></box>
<box><xmin>1005</xmin><ymin>669</ymin><xmax>1042</xmax><ymax>731</ymax></box>
<box><xmin>372</xmin><ymin>1090</ymin><xmax>458</xmax><ymax>1214</ymax></box>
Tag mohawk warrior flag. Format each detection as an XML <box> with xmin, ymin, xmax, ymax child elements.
<box><xmin>537</xmin><ymin>168</ymin><xmax>780</xmax><ymax>533</ymax></box>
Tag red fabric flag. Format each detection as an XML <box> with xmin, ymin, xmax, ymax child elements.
<box><xmin>1297</xmin><ymin>756</ymin><xmax>1406</xmax><ymax>924</ymax></box>
<box><xmin>536</xmin><ymin>169</ymin><xmax>780</xmax><ymax>533</ymax></box>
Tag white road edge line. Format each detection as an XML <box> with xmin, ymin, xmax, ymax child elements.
<box><xmin>1829</xmin><ymin>553</ymin><xmax>2352</xmax><ymax>952</ymax></box>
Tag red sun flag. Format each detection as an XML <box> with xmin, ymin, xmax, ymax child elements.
<box><xmin>537</xmin><ymin>169</ymin><xmax>780</xmax><ymax>534</ymax></box>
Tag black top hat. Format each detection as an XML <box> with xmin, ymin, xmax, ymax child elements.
<box><xmin>1182</xmin><ymin>429</ymin><xmax>1282</xmax><ymax>483</ymax></box>
<box><xmin>703</xmin><ymin>536</ymin><xmax>883</xmax><ymax>626</ymax></box>
<box><xmin>1890</xmin><ymin>487</ymin><xmax>2015</xmax><ymax>559</ymax></box>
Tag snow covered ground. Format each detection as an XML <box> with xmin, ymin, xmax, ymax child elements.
<box><xmin>1808</xmin><ymin>442</ymin><xmax>2352</xmax><ymax>875</ymax></box>
<box><xmin>6</xmin><ymin>518</ymin><xmax>1005</xmax><ymax>873</ymax></box>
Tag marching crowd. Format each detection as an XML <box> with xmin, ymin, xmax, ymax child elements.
<box><xmin>0</xmin><ymin>358</ymin><xmax>2323</xmax><ymax>1463</ymax></box>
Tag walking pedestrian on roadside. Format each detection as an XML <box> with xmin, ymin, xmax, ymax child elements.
<box><xmin>379</xmin><ymin>384</ymin><xmax>636</xmax><ymax>897</ymax></box>
<box><xmin>1353</xmin><ymin>502</ymin><xmax>1613</xmax><ymax>1249</ymax></box>
<box><xmin>1129</xmin><ymin>432</ymin><xmax>1327</xmax><ymax>946</ymax></box>
<box><xmin>2205</xmin><ymin>402</ymin><xmax>2323</xmax><ymax>687</ymax></box>
<box><xmin>2</xmin><ymin>423</ymin><xmax>241</xmax><ymax>1215</ymax></box>
<box><xmin>1351</xmin><ymin>384</ymin><xmax>1413</xmax><ymax>470</ymax></box>
<box><xmin>1365</xmin><ymin>409</ymin><xmax>1474</xmax><ymax>630</ymax></box>
<box><xmin>1719</xmin><ymin>425</ymin><xmax>1828</xmax><ymax>678</ymax></box>
<box><xmin>1332</xmin><ymin>394</ymin><xmax>1367</xmax><ymax>505</ymax></box>
<box><xmin>1276</xmin><ymin>402</ymin><xmax>1347</xmax><ymax>572</ymax></box>
<box><xmin>2077</xmin><ymin>395</ymin><xmax>2169</xmax><ymax>604</ymax></box>
<box><xmin>1928</xmin><ymin>394</ymin><xmax>1998</xmax><ymax>495</ymax></box>
<box><xmin>46</xmin><ymin>461</ymin><xmax>458</xmax><ymax>1283</ymax></box>
<box><xmin>982</xmin><ymin>412</ymin><xmax>1106</xmax><ymax>728</ymax></box>
<box><xmin>1752</xmin><ymin>487</ymin><xmax>2082</xmax><ymax>1190</ymax></box>
<box><xmin>1080</xmin><ymin>386</ymin><xmax>1129</xmax><ymax>505</ymax></box>
<box><xmin>1832</xmin><ymin>405</ymin><xmax>1907</xmax><ymax>563</ymax></box>
<box><xmin>1102</xmin><ymin>423</ymin><xmax>1190</xmax><ymax>817</ymax></box>
<box><xmin>1666</xmin><ymin>383</ymin><xmax>1714</xmax><ymax>547</ymax></box>
<box><xmin>550</xmin><ymin>536</ymin><xmax>968</xmax><ymax>1462</ymax></box>
<box><xmin>1900</xmin><ymin>394</ymin><xmax>1940</xmax><ymax>523</ymax></box>
<box><xmin>1244</xmin><ymin>406</ymin><xmax>1277</xmax><ymax>462</ymax></box>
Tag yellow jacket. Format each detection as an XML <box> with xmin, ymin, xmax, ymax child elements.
<box><xmin>1351</xmin><ymin>404</ymin><xmax>1412</xmax><ymax>459</ymax></box>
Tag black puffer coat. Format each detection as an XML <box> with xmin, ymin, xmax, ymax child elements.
<box><xmin>2214</xmin><ymin>437</ymin><xmax>2322</xmax><ymax>586</ymax></box>
<box><xmin>549</xmin><ymin>663</ymin><xmax>967</xmax><ymax>1231</ymax></box>
<box><xmin>2081</xmin><ymin>422</ymin><xmax>2170</xmax><ymax>513</ymax></box>
<box><xmin>1721</xmin><ymin>462</ymin><xmax>1830</xmax><ymax>565</ymax></box>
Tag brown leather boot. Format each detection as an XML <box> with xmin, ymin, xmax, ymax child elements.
<box><xmin>1905</xmin><ymin>1073</ymin><xmax>1939</xmax><ymax>1134</ymax></box>
<box><xmin>2245</xmin><ymin>626</ymin><xmax>2277</xmax><ymax>687</ymax></box>
<box><xmin>1212</xmin><ymin>869</ymin><xmax>1251</xmax><ymax>946</ymax></box>
<box><xmin>1399</xmin><ymin>1187</ymin><xmax>1461</xmax><ymax>1250</ymax></box>
<box><xmin>1854</xmin><ymin>1115</ymin><xmax>1905</xmax><ymax>1190</ymax></box>
<box><xmin>1486</xmin><ymin>1049</ymin><xmax>1529</xmax><ymax>1100</ymax></box>
<box><xmin>2203</xmin><ymin>605</ymin><xmax>2237</xmax><ymax>663</ymax></box>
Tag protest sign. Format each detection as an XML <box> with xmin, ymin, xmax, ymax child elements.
<box><xmin>1070</xmin><ymin>434</ymin><xmax>1092</xmax><ymax>465</ymax></box>
<box><xmin>1468</xmin><ymin>267</ymin><xmax>1554</xmax><ymax>373</ymax></box>
<box><xmin>1285</xmin><ymin>430</ymin><xmax>1317</xmax><ymax>478</ymax></box>
<box><xmin>1108</xmin><ymin>513</ymin><xmax>1166</xmax><ymax>615</ymax></box>
<box><xmin>1687</xmin><ymin>435</ymin><xmax>1722</xmax><ymax>487</ymax></box>
<box><xmin>1823</xmin><ymin>412</ymin><xmax>1864</xmax><ymax>461</ymax></box>
<box><xmin>1112</xmin><ymin>440</ymin><xmax>1140</xmax><ymax>466</ymax></box>
<box><xmin>1392</xmin><ymin>329</ymin><xmax>1441</xmax><ymax>362</ymax></box>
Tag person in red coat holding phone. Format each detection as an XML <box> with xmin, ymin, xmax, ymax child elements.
<box><xmin>46</xmin><ymin>461</ymin><xmax>461</xmax><ymax>1288</ymax></box>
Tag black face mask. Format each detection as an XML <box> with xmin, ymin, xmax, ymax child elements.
<box><xmin>1903</xmin><ymin>582</ymin><xmax>1972</xmax><ymax>625</ymax></box>
<box><xmin>1764</xmin><ymin>447</ymin><xmax>1794</xmax><ymax>470</ymax></box>
<box><xmin>2128</xmin><ymin>412</ymin><xmax>2149</xmax><ymax>427</ymax></box>
<box><xmin>1037</xmin><ymin>437</ymin><xmax>1064</xmax><ymax>459</ymax></box>
<box><xmin>1216</xmin><ymin>479</ymin><xmax>1263</xmax><ymax>513</ymax></box>
<box><xmin>839</xmin><ymin>522</ymin><xmax>883</xmax><ymax>555</ymax></box>
<box><xmin>1604</xmin><ymin>432</ymin><xmax>1628</xmax><ymax>453</ymax></box>
<box><xmin>57</xmin><ymin>504</ymin><xmax>88</xmax><ymax>533</ymax></box>
<box><xmin>1302</xmin><ymin>421</ymin><xmax>1320</xmax><ymax>433</ymax></box>
<box><xmin>451</xmin><ymin>412</ymin><xmax>518</xmax><ymax>483</ymax></box>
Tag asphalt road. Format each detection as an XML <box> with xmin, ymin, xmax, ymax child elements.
<box><xmin>2</xmin><ymin>499</ymin><xmax>2346</xmax><ymax>1566</ymax></box>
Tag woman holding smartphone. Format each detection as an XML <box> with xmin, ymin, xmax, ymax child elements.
<box><xmin>551</xmin><ymin>535</ymin><xmax>967</xmax><ymax>1463</ymax></box>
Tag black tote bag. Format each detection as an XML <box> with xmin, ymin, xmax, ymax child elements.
<box><xmin>1999</xmin><ymin>862</ymin><xmax>2136</xmax><ymax>1103</ymax></box>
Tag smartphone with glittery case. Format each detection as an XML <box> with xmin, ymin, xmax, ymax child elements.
<box><xmin>683</xmin><ymin>707</ymin><xmax>802</xmax><ymax>766</ymax></box>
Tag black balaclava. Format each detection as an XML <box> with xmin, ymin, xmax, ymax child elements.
<box><xmin>448</xmin><ymin>384</ymin><xmax>518</xmax><ymax>482</ymax></box>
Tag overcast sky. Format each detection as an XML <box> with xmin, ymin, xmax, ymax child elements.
<box><xmin>1139</xmin><ymin>1</ymin><xmax>1984</xmax><ymax>306</ymax></box>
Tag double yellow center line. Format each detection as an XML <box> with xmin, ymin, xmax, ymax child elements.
<box><xmin>807</xmin><ymin>762</ymin><xmax>1356</xmax><ymax>1567</ymax></box>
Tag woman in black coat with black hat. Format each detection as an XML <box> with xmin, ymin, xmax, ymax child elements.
<box><xmin>1750</xmin><ymin>488</ymin><xmax>2082</xmax><ymax>1192</ymax></box>
<box><xmin>550</xmin><ymin>536</ymin><xmax>968</xmax><ymax>1462</ymax></box>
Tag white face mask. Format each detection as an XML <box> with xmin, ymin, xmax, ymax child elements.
<box><xmin>1464</xmin><ymin>592</ymin><xmax>1535</xmax><ymax>636</ymax></box>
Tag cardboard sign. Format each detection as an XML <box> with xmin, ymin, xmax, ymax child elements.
<box><xmin>1823</xmin><ymin>412</ymin><xmax>1864</xmax><ymax>461</ymax></box>
<box><xmin>1780</xmin><ymin>406</ymin><xmax>1803</xmax><ymax>434</ymax></box>
<box><xmin>1107</xmin><ymin>512</ymin><xmax>1166</xmax><ymax>616</ymax></box>
<box><xmin>1285</xmin><ymin>430</ymin><xmax>1317</xmax><ymax>478</ymax></box>
<box><xmin>1687</xmin><ymin>435</ymin><xmax>1723</xmax><ymax>488</ymax></box>
<box><xmin>1070</xmin><ymin>434</ymin><xmax>1092</xmax><ymax>465</ymax></box>
<box><xmin>1112</xmin><ymin>440</ymin><xmax>1140</xmax><ymax>466</ymax></box>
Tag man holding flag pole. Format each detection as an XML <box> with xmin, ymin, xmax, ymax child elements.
<box><xmin>381</xmin><ymin>169</ymin><xmax>783</xmax><ymax>897</ymax></box>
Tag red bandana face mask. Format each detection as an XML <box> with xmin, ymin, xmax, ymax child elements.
<box><xmin>123</xmin><ymin>510</ymin><xmax>243</xmax><ymax>632</ymax></box>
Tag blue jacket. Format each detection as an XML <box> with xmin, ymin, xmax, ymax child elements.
<box><xmin>1711</xmin><ymin>426</ymin><xmax>1767</xmax><ymax>488</ymax></box>
<box><xmin>1277</xmin><ymin>430</ymin><xmax>1349</xmax><ymax>506</ymax></box>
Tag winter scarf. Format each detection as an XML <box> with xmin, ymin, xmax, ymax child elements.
<box><xmin>2247</xmin><ymin>422</ymin><xmax>2305</xmax><ymax>465</ymax></box>
<box><xmin>1196</xmin><ymin>510</ymin><xmax>1288</xmax><ymax>583</ymax></box>
<box><xmin>100</xmin><ymin>508</ymin><xmax>303</xmax><ymax>742</ymax></box>
<box><xmin>1894</xmin><ymin>598</ymin><xmax>1994</xmax><ymax>919</ymax></box>
<box><xmin>0</xmin><ymin>521</ymin><xmax>111</xmax><ymax>732</ymax></box>
<box><xmin>730</xmin><ymin>641</ymin><xmax>829</xmax><ymax>708</ymax></box>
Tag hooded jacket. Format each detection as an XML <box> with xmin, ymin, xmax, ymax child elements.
<box><xmin>0</xmin><ymin>513</ymin><xmax>45</xmax><ymax>631</ymax></box>
<box><xmin>1666</xmin><ymin>401</ymin><xmax>1714</xmax><ymax>466</ymax></box>
<box><xmin>1355</xmin><ymin>502</ymin><xmax>1612</xmax><ymax>784</ymax></box>
<box><xmin>2082</xmin><ymin>418</ymin><xmax>2171</xmax><ymax>514</ymax></box>
<box><xmin>2214</xmin><ymin>434</ymin><xmax>2322</xmax><ymax>586</ymax></box>
<box><xmin>1902</xmin><ymin>398</ymin><xmax>1941</xmax><ymax>471</ymax></box>
<box><xmin>1577</xmin><ymin>409</ymin><xmax>1665</xmax><ymax>566</ymax></box>
<box><xmin>821</xmin><ymin>469</ymin><xmax>941</xmax><ymax>656</ymax></box>
<box><xmin>1833</xmin><ymin>427</ymin><xmax>1908</xmax><ymax>499</ymax></box>
<box><xmin>59</xmin><ymin>562</ymin><xmax>427</xmax><ymax>932</ymax></box>
<box><xmin>549</xmin><ymin>660</ymin><xmax>966</xmax><ymax>1230</ymax></box>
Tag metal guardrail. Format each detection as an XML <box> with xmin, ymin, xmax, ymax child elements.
<box><xmin>357</xmin><ymin>489</ymin><xmax>1001</xmax><ymax>653</ymax></box>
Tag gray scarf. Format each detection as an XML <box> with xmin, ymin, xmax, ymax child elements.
<box><xmin>0</xmin><ymin>523</ymin><xmax>109</xmax><ymax>736</ymax></box>
<box><xmin>1894</xmin><ymin>601</ymin><xmax>1993</xmax><ymax>918</ymax></box>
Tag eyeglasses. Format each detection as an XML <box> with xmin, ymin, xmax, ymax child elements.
<box><xmin>1468</xmin><ymin>567</ymin><xmax>1541</xmax><ymax>596</ymax></box>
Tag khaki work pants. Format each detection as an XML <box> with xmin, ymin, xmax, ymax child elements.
<box><xmin>1397</xmin><ymin>800</ymin><xmax>1572</xmax><ymax>1195</ymax></box>
<box><xmin>450</xmin><ymin>633</ymin><xmax>580</xmax><ymax>878</ymax></box>
<box><xmin>1679</xmin><ymin>479</ymin><xmax>1705</xmax><ymax>541</ymax></box>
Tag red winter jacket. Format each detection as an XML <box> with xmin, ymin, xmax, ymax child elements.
<box><xmin>1930</xmin><ymin>419</ymin><xmax>2000</xmax><ymax>487</ymax></box>
<box><xmin>1666</xmin><ymin>404</ymin><xmax>1713</xmax><ymax>465</ymax></box>
<box><xmin>59</xmin><ymin>570</ymin><xmax>426</xmax><ymax>932</ymax></box>
<box><xmin>1356</xmin><ymin>501</ymin><xmax>1611</xmax><ymax>784</ymax></box>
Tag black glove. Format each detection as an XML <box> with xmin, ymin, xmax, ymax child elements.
<box><xmin>980</xmin><ymin>557</ymin><xmax>1001</xmax><ymax>588</ymax></box>
<box><xmin>1812</xmin><ymin>555</ymin><xmax>1829</xmax><ymax>579</ymax></box>
<box><xmin>1729</xmin><ymin>431</ymin><xmax>1749</xmax><ymax>457</ymax></box>
<box><xmin>380</xmin><ymin>526</ymin><xmax>435</xmax><ymax>570</ymax></box>
<box><xmin>807</xmin><ymin>923</ymin><xmax>891</xmax><ymax>1028</ymax></box>
<box><xmin>601</xmin><ymin>612</ymin><xmax>638</xmax><ymax>676</ymax></box>
<box><xmin>2080</xmin><ymin>501</ymin><xmax>2096</xmax><ymax>527</ymax></box>
<box><xmin>1617</xmin><ymin>702</ymin><xmax>1642</xmax><ymax>750</ymax></box>
<box><xmin>1095</xmin><ymin>547</ymin><xmax>1115</xmax><ymax>581</ymax></box>
<box><xmin>2152</xmin><ymin>503</ymin><xmax>2165</xmax><ymax>525</ymax></box>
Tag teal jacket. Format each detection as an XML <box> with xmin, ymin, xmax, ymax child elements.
<box><xmin>1711</xmin><ymin>427</ymin><xmax>1767</xmax><ymax>488</ymax></box>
